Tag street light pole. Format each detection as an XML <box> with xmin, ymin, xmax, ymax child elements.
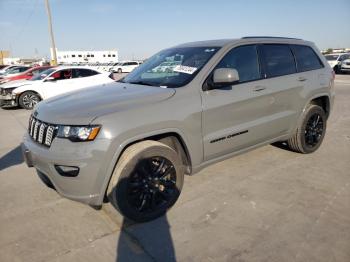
<box><xmin>44</xmin><ymin>0</ymin><xmax>57</xmax><ymax>65</ymax></box>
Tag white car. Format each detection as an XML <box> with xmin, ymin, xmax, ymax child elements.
<box><xmin>0</xmin><ymin>66</ymin><xmax>30</xmax><ymax>78</ymax></box>
<box><xmin>324</xmin><ymin>53</ymin><xmax>350</xmax><ymax>74</ymax></box>
<box><xmin>0</xmin><ymin>67</ymin><xmax>115</xmax><ymax>110</ymax></box>
<box><xmin>340</xmin><ymin>59</ymin><xmax>350</xmax><ymax>74</ymax></box>
<box><xmin>111</xmin><ymin>61</ymin><xmax>140</xmax><ymax>73</ymax></box>
<box><xmin>151</xmin><ymin>61</ymin><xmax>181</xmax><ymax>73</ymax></box>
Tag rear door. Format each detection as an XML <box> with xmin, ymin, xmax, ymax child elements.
<box><xmin>70</xmin><ymin>68</ymin><xmax>103</xmax><ymax>89</ymax></box>
<box><xmin>256</xmin><ymin>44</ymin><xmax>303</xmax><ymax>135</ymax></box>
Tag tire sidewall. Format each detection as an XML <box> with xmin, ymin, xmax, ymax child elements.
<box><xmin>110</xmin><ymin>143</ymin><xmax>183</xmax><ymax>222</ymax></box>
<box><xmin>300</xmin><ymin>105</ymin><xmax>327</xmax><ymax>153</ymax></box>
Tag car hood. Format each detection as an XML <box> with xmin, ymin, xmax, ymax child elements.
<box><xmin>0</xmin><ymin>79</ymin><xmax>33</xmax><ymax>89</ymax></box>
<box><xmin>34</xmin><ymin>82</ymin><xmax>176</xmax><ymax>125</ymax></box>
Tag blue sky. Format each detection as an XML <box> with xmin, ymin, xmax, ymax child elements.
<box><xmin>0</xmin><ymin>0</ymin><xmax>349</xmax><ymax>60</ymax></box>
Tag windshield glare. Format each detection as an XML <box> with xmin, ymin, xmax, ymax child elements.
<box><xmin>122</xmin><ymin>47</ymin><xmax>220</xmax><ymax>88</ymax></box>
<box><xmin>30</xmin><ymin>68</ymin><xmax>56</xmax><ymax>81</ymax></box>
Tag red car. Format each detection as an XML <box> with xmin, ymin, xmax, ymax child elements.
<box><xmin>0</xmin><ymin>66</ymin><xmax>53</xmax><ymax>84</ymax></box>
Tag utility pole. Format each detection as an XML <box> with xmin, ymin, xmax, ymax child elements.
<box><xmin>44</xmin><ymin>0</ymin><xmax>57</xmax><ymax>65</ymax></box>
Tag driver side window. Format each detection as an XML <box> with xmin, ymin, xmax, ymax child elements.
<box><xmin>216</xmin><ymin>45</ymin><xmax>261</xmax><ymax>83</ymax></box>
<box><xmin>50</xmin><ymin>69</ymin><xmax>73</xmax><ymax>81</ymax></box>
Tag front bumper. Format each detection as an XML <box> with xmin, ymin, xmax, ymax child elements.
<box><xmin>22</xmin><ymin>132</ymin><xmax>112</xmax><ymax>206</ymax></box>
<box><xmin>0</xmin><ymin>94</ymin><xmax>18</xmax><ymax>108</ymax></box>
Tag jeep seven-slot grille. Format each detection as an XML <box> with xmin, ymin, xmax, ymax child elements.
<box><xmin>28</xmin><ymin>115</ymin><xmax>57</xmax><ymax>147</ymax></box>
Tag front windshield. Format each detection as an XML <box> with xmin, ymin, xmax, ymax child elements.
<box><xmin>122</xmin><ymin>46</ymin><xmax>220</xmax><ymax>88</ymax></box>
<box><xmin>30</xmin><ymin>68</ymin><xmax>56</xmax><ymax>81</ymax></box>
<box><xmin>325</xmin><ymin>55</ymin><xmax>339</xmax><ymax>61</ymax></box>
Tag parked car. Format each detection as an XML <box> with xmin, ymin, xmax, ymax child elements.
<box><xmin>0</xmin><ymin>65</ymin><xmax>9</xmax><ymax>70</ymax></box>
<box><xmin>111</xmin><ymin>61</ymin><xmax>140</xmax><ymax>73</ymax></box>
<box><xmin>0</xmin><ymin>65</ymin><xmax>30</xmax><ymax>78</ymax></box>
<box><xmin>340</xmin><ymin>59</ymin><xmax>350</xmax><ymax>74</ymax></box>
<box><xmin>0</xmin><ymin>66</ymin><xmax>115</xmax><ymax>109</ymax></box>
<box><xmin>324</xmin><ymin>53</ymin><xmax>350</xmax><ymax>74</ymax></box>
<box><xmin>0</xmin><ymin>66</ymin><xmax>53</xmax><ymax>84</ymax></box>
<box><xmin>21</xmin><ymin>37</ymin><xmax>334</xmax><ymax>222</ymax></box>
<box><xmin>0</xmin><ymin>65</ymin><xmax>19</xmax><ymax>75</ymax></box>
<box><xmin>151</xmin><ymin>61</ymin><xmax>181</xmax><ymax>73</ymax></box>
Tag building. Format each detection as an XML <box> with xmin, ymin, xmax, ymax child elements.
<box><xmin>321</xmin><ymin>48</ymin><xmax>350</xmax><ymax>54</ymax></box>
<box><xmin>2</xmin><ymin>57</ymin><xmax>49</xmax><ymax>66</ymax></box>
<box><xmin>0</xmin><ymin>50</ymin><xmax>10</xmax><ymax>65</ymax></box>
<box><xmin>52</xmin><ymin>49</ymin><xmax>118</xmax><ymax>65</ymax></box>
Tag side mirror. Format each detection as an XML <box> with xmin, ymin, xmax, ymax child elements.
<box><xmin>212</xmin><ymin>68</ymin><xmax>239</xmax><ymax>87</ymax></box>
<box><xmin>45</xmin><ymin>76</ymin><xmax>56</xmax><ymax>82</ymax></box>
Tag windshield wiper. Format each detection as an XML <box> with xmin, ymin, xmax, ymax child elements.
<box><xmin>128</xmin><ymin>81</ymin><xmax>157</xmax><ymax>86</ymax></box>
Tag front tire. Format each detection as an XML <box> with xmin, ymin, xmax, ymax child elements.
<box><xmin>287</xmin><ymin>104</ymin><xmax>327</xmax><ymax>153</ymax></box>
<box><xmin>107</xmin><ymin>140</ymin><xmax>184</xmax><ymax>223</ymax></box>
<box><xmin>19</xmin><ymin>91</ymin><xmax>41</xmax><ymax>110</ymax></box>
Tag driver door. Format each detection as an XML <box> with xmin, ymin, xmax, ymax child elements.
<box><xmin>41</xmin><ymin>69</ymin><xmax>76</xmax><ymax>99</ymax></box>
<box><xmin>201</xmin><ymin>45</ymin><xmax>281</xmax><ymax>161</ymax></box>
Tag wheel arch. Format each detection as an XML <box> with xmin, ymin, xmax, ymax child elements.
<box><xmin>309</xmin><ymin>95</ymin><xmax>331</xmax><ymax>119</ymax></box>
<box><xmin>18</xmin><ymin>90</ymin><xmax>43</xmax><ymax>100</ymax></box>
<box><xmin>101</xmin><ymin>130</ymin><xmax>193</xmax><ymax>203</ymax></box>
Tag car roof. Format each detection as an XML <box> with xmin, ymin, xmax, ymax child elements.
<box><xmin>173</xmin><ymin>36</ymin><xmax>307</xmax><ymax>49</ymax></box>
<box><xmin>54</xmin><ymin>66</ymin><xmax>98</xmax><ymax>71</ymax></box>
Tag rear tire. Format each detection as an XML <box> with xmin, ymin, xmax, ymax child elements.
<box><xmin>117</xmin><ymin>68</ymin><xmax>122</xmax><ymax>73</ymax></box>
<box><xmin>287</xmin><ymin>105</ymin><xmax>326</xmax><ymax>154</ymax></box>
<box><xmin>107</xmin><ymin>140</ymin><xmax>184</xmax><ymax>223</ymax></box>
<box><xmin>19</xmin><ymin>91</ymin><xmax>41</xmax><ymax>110</ymax></box>
<box><xmin>334</xmin><ymin>66</ymin><xmax>340</xmax><ymax>74</ymax></box>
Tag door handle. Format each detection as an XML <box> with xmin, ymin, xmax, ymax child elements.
<box><xmin>298</xmin><ymin>77</ymin><xmax>307</xmax><ymax>82</ymax></box>
<box><xmin>253</xmin><ymin>86</ymin><xmax>266</xmax><ymax>92</ymax></box>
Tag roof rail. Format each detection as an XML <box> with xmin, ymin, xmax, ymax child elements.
<box><xmin>242</xmin><ymin>36</ymin><xmax>302</xmax><ymax>40</ymax></box>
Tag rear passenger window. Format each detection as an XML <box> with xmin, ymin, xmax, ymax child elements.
<box><xmin>73</xmin><ymin>69</ymin><xmax>99</xmax><ymax>78</ymax></box>
<box><xmin>291</xmin><ymin>45</ymin><xmax>323</xmax><ymax>72</ymax></box>
<box><xmin>216</xmin><ymin>45</ymin><xmax>260</xmax><ymax>83</ymax></box>
<box><xmin>261</xmin><ymin>44</ymin><xmax>296</xmax><ymax>77</ymax></box>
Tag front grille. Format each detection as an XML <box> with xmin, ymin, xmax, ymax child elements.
<box><xmin>28</xmin><ymin>115</ymin><xmax>58</xmax><ymax>147</ymax></box>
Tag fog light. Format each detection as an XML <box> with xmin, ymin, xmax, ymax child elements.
<box><xmin>54</xmin><ymin>165</ymin><xmax>79</xmax><ymax>177</ymax></box>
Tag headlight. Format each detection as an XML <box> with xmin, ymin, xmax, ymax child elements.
<box><xmin>57</xmin><ymin>125</ymin><xmax>101</xmax><ymax>142</ymax></box>
<box><xmin>1</xmin><ymin>87</ymin><xmax>15</xmax><ymax>96</ymax></box>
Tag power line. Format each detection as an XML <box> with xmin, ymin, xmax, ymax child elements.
<box><xmin>9</xmin><ymin>0</ymin><xmax>40</xmax><ymax>56</ymax></box>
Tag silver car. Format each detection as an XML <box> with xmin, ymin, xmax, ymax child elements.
<box><xmin>22</xmin><ymin>37</ymin><xmax>335</xmax><ymax>222</ymax></box>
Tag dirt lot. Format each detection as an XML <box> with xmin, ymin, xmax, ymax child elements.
<box><xmin>0</xmin><ymin>75</ymin><xmax>349</xmax><ymax>262</ymax></box>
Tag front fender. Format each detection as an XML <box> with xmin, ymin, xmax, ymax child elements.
<box><xmin>96</xmin><ymin>127</ymin><xmax>193</xmax><ymax>205</ymax></box>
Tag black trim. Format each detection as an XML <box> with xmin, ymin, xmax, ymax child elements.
<box><xmin>242</xmin><ymin>36</ymin><xmax>302</xmax><ymax>40</ymax></box>
<box><xmin>54</xmin><ymin>165</ymin><xmax>80</xmax><ymax>177</ymax></box>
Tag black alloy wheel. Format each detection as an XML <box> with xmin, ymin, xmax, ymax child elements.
<box><xmin>304</xmin><ymin>113</ymin><xmax>324</xmax><ymax>148</ymax></box>
<box><xmin>126</xmin><ymin>157</ymin><xmax>177</xmax><ymax>213</ymax></box>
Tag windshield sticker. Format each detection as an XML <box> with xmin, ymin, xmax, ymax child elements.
<box><xmin>173</xmin><ymin>65</ymin><xmax>197</xmax><ymax>74</ymax></box>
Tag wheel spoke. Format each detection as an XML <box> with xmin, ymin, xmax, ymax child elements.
<box><xmin>304</xmin><ymin>113</ymin><xmax>324</xmax><ymax>148</ymax></box>
<box><xmin>160</xmin><ymin>165</ymin><xmax>174</xmax><ymax>180</ymax></box>
<box><xmin>126</xmin><ymin>156</ymin><xmax>177</xmax><ymax>214</ymax></box>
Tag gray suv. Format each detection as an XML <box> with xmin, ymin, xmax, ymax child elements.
<box><xmin>22</xmin><ymin>37</ymin><xmax>335</xmax><ymax>222</ymax></box>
